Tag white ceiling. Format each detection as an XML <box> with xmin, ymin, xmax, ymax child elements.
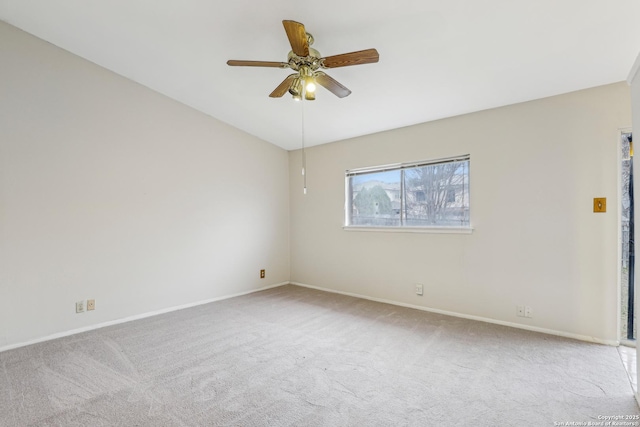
<box><xmin>2</xmin><ymin>1</ymin><xmax>640</xmax><ymax>150</ymax></box>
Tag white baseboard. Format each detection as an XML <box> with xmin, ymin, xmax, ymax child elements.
<box><xmin>3</xmin><ymin>280</ymin><xmax>619</xmax><ymax>353</ymax></box>
<box><xmin>0</xmin><ymin>282</ymin><xmax>289</xmax><ymax>354</ymax></box>
<box><xmin>290</xmin><ymin>282</ymin><xmax>619</xmax><ymax>347</ymax></box>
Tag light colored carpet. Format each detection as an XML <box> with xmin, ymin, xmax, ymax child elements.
<box><xmin>0</xmin><ymin>284</ymin><xmax>638</xmax><ymax>426</ymax></box>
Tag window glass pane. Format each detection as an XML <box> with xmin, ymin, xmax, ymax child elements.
<box><xmin>350</xmin><ymin>170</ymin><xmax>401</xmax><ymax>226</ymax></box>
<box><xmin>404</xmin><ymin>160</ymin><xmax>469</xmax><ymax>227</ymax></box>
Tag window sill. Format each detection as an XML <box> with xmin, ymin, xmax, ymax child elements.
<box><xmin>342</xmin><ymin>226</ymin><xmax>474</xmax><ymax>234</ymax></box>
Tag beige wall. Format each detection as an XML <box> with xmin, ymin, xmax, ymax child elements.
<box><xmin>1</xmin><ymin>17</ymin><xmax>632</xmax><ymax>349</ymax></box>
<box><xmin>289</xmin><ymin>82</ymin><xmax>631</xmax><ymax>343</ymax></box>
<box><xmin>0</xmin><ymin>22</ymin><xmax>290</xmax><ymax>349</ymax></box>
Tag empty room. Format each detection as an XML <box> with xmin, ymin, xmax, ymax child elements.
<box><xmin>3</xmin><ymin>1</ymin><xmax>640</xmax><ymax>425</ymax></box>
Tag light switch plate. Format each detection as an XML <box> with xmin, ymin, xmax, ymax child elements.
<box><xmin>593</xmin><ymin>198</ymin><xmax>606</xmax><ymax>213</ymax></box>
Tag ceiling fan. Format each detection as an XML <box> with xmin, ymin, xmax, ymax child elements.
<box><xmin>227</xmin><ymin>20</ymin><xmax>379</xmax><ymax>100</ymax></box>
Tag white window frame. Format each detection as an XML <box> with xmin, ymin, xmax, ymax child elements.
<box><xmin>344</xmin><ymin>155</ymin><xmax>473</xmax><ymax>234</ymax></box>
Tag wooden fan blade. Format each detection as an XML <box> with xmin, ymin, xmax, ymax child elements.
<box><xmin>322</xmin><ymin>48</ymin><xmax>379</xmax><ymax>68</ymax></box>
<box><xmin>227</xmin><ymin>60</ymin><xmax>289</xmax><ymax>68</ymax></box>
<box><xmin>282</xmin><ymin>20</ymin><xmax>309</xmax><ymax>57</ymax></box>
<box><xmin>269</xmin><ymin>74</ymin><xmax>297</xmax><ymax>98</ymax></box>
<box><xmin>315</xmin><ymin>73</ymin><xmax>351</xmax><ymax>98</ymax></box>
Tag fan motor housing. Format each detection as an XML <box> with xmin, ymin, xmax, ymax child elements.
<box><xmin>287</xmin><ymin>48</ymin><xmax>322</xmax><ymax>72</ymax></box>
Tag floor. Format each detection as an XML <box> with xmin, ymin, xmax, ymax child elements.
<box><xmin>619</xmin><ymin>344</ymin><xmax>638</xmax><ymax>392</ymax></box>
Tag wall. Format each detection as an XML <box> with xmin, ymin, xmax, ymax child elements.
<box><xmin>289</xmin><ymin>82</ymin><xmax>631</xmax><ymax>343</ymax></box>
<box><xmin>0</xmin><ymin>21</ymin><xmax>290</xmax><ymax>349</ymax></box>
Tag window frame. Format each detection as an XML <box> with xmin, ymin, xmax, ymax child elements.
<box><xmin>344</xmin><ymin>155</ymin><xmax>472</xmax><ymax>234</ymax></box>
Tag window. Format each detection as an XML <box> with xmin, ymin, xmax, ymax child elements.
<box><xmin>345</xmin><ymin>155</ymin><xmax>470</xmax><ymax>229</ymax></box>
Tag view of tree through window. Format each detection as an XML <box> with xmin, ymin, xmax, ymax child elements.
<box><xmin>346</xmin><ymin>156</ymin><xmax>470</xmax><ymax>228</ymax></box>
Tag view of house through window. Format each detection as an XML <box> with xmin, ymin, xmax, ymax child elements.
<box><xmin>346</xmin><ymin>155</ymin><xmax>470</xmax><ymax>228</ymax></box>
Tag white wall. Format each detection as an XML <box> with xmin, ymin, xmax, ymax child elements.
<box><xmin>0</xmin><ymin>21</ymin><xmax>290</xmax><ymax>349</ymax></box>
<box><xmin>1</xmin><ymin>16</ymin><xmax>632</xmax><ymax>350</ymax></box>
<box><xmin>289</xmin><ymin>82</ymin><xmax>631</xmax><ymax>343</ymax></box>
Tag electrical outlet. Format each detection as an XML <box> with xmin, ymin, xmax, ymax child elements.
<box><xmin>260</xmin><ymin>269</ymin><xmax>265</xmax><ymax>279</ymax></box>
<box><xmin>415</xmin><ymin>284</ymin><xmax>423</xmax><ymax>296</ymax></box>
<box><xmin>87</xmin><ymin>299</ymin><xmax>95</xmax><ymax>311</ymax></box>
<box><xmin>76</xmin><ymin>301</ymin><xmax>84</xmax><ymax>313</ymax></box>
<box><xmin>525</xmin><ymin>306</ymin><xmax>533</xmax><ymax>318</ymax></box>
<box><xmin>516</xmin><ymin>305</ymin><xmax>524</xmax><ymax>317</ymax></box>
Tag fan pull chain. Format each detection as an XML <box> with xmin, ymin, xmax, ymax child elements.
<box><xmin>301</xmin><ymin>85</ymin><xmax>307</xmax><ymax>195</ymax></box>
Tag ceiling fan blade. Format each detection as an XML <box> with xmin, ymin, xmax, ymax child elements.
<box><xmin>322</xmin><ymin>48</ymin><xmax>379</xmax><ymax>68</ymax></box>
<box><xmin>227</xmin><ymin>60</ymin><xmax>289</xmax><ymax>68</ymax></box>
<box><xmin>283</xmin><ymin>20</ymin><xmax>309</xmax><ymax>57</ymax></box>
<box><xmin>269</xmin><ymin>74</ymin><xmax>298</xmax><ymax>98</ymax></box>
<box><xmin>315</xmin><ymin>73</ymin><xmax>351</xmax><ymax>98</ymax></box>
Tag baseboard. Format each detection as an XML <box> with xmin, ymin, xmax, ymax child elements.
<box><xmin>290</xmin><ymin>282</ymin><xmax>619</xmax><ymax>346</ymax></box>
<box><xmin>3</xmin><ymin>280</ymin><xmax>618</xmax><ymax>353</ymax></box>
<box><xmin>0</xmin><ymin>282</ymin><xmax>289</xmax><ymax>354</ymax></box>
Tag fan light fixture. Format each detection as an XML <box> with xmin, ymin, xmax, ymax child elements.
<box><xmin>306</xmin><ymin>82</ymin><xmax>316</xmax><ymax>93</ymax></box>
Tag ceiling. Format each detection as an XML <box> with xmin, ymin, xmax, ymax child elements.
<box><xmin>2</xmin><ymin>1</ymin><xmax>640</xmax><ymax>150</ymax></box>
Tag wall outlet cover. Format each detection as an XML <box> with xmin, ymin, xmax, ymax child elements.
<box><xmin>87</xmin><ymin>299</ymin><xmax>95</xmax><ymax>311</ymax></box>
<box><xmin>76</xmin><ymin>301</ymin><xmax>84</xmax><ymax>313</ymax></box>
